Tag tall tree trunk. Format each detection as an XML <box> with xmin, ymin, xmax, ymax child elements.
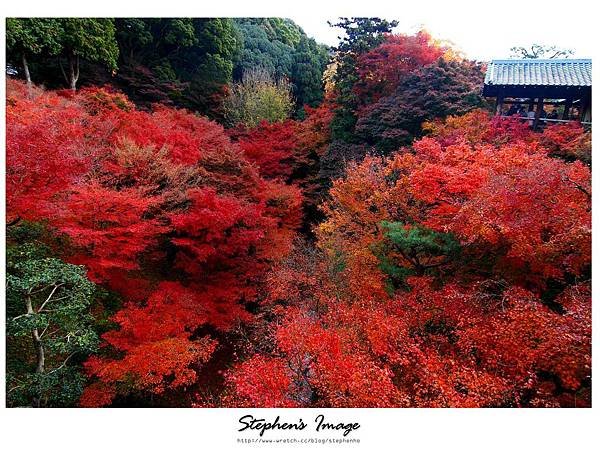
<box><xmin>21</xmin><ymin>53</ymin><xmax>33</xmax><ymax>97</ymax></box>
<box><xmin>26</xmin><ymin>295</ymin><xmax>44</xmax><ymax>407</ymax></box>
<box><xmin>59</xmin><ymin>57</ymin><xmax>68</xmax><ymax>86</ymax></box>
<box><xmin>67</xmin><ymin>51</ymin><xmax>79</xmax><ymax>91</ymax></box>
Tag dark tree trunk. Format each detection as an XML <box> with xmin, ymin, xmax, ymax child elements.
<box><xmin>22</xmin><ymin>53</ymin><xmax>32</xmax><ymax>88</ymax></box>
<box><xmin>60</xmin><ymin>51</ymin><xmax>81</xmax><ymax>91</ymax></box>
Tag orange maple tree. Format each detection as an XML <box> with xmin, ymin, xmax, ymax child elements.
<box><xmin>223</xmin><ymin>111</ymin><xmax>591</xmax><ymax>407</ymax></box>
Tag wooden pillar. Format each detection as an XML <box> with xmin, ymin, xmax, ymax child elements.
<box><xmin>495</xmin><ymin>91</ymin><xmax>504</xmax><ymax>116</ymax></box>
<box><xmin>562</xmin><ymin>97</ymin><xmax>573</xmax><ymax>120</ymax></box>
<box><xmin>533</xmin><ymin>97</ymin><xmax>544</xmax><ymax>130</ymax></box>
<box><xmin>580</xmin><ymin>96</ymin><xmax>591</xmax><ymax>123</ymax></box>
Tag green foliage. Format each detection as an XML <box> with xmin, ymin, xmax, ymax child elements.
<box><xmin>382</xmin><ymin>221</ymin><xmax>461</xmax><ymax>258</ymax></box>
<box><xmin>57</xmin><ymin>18</ymin><xmax>119</xmax><ymax>70</ymax></box>
<box><xmin>328</xmin><ymin>17</ymin><xmax>398</xmax><ymax>142</ymax></box>
<box><xmin>378</xmin><ymin>256</ymin><xmax>415</xmax><ymax>295</ymax></box>
<box><xmin>7</xmin><ymin>17</ymin><xmax>328</xmax><ymax>119</ymax></box>
<box><xmin>233</xmin><ymin>18</ymin><xmax>305</xmax><ymax>74</ymax></box>
<box><xmin>376</xmin><ymin>221</ymin><xmax>461</xmax><ymax>289</ymax></box>
<box><xmin>112</xmin><ymin>18</ymin><xmax>241</xmax><ymax>118</ymax></box>
<box><xmin>114</xmin><ymin>18</ymin><xmax>153</xmax><ymax>54</ymax></box>
<box><xmin>180</xmin><ymin>19</ymin><xmax>242</xmax><ymax>115</ymax></box>
<box><xmin>6</xmin><ymin>18</ymin><xmax>118</xmax><ymax>89</ymax></box>
<box><xmin>262</xmin><ymin>18</ymin><xmax>303</xmax><ymax>47</ymax></box>
<box><xmin>6</xmin><ymin>222</ymin><xmax>99</xmax><ymax>407</ymax></box>
<box><xmin>163</xmin><ymin>18</ymin><xmax>197</xmax><ymax>47</ymax></box>
<box><xmin>223</xmin><ymin>67</ymin><xmax>294</xmax><ymax>127</ymax></box>
<box><xmin>7</xmin><ymin>368</ymin><xmax>88</xmax><ymax>408</ymax></box>
<box><xmin>292</xmin><ymin>35</ymin><xmax>330</xmax><ymax>109</ymax></box>
<box><xmin>6</xmin><ymin>18</ymin><xmax>61</xmax><ymax>57</ymax></box>
<box><xmin>331</xmin><ymin>17</ymin><xmax>398</xmax><ymax>55</ymax></box>
<box><xmin>233</xmin><ymin>18</ymin><xmax>329</xmax><ymax>111</ymax></box>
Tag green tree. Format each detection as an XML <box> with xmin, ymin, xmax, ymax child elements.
<box><xmin>376</xmin><ymin>221</ymin><xmax>461</xmax><ymax>290</ymax></box>
<box><xmin>223</xmin><ymin>67</ymin><xmax>294</xmax><ymax>127</ymax></box>
<box><xmin>292</xmin><ymin>35</ymin><xmax>330</xmax><ymax>112</ymax></box>
<box><xmin>233</xmin><ymin>18</ymin><xmax>329</xmax><ymax>112</ymax></box>
<box><xmin>6</xmin><ymin>18</ymin><xmax>61</xmax><ymax>87</ymax></box>
<box><xmin>112</xmin><ymin>18</ymin><xmax>241</xmax><ymax>119</ymax></box>
<box><xmin>233</xmin><ymin>18</ymin><xmax>299</xmax><ymax>80</ymax></box>
<box><xmin>115</xmin><ymin>18</ymin><xmax>196</xmax><ymax>70</ymax></box>
<box><xmin>328</xmin><ymin>17</ymin><xmax>398</xmax><ymax>142</ymax></box>
<box><xmin>180</xmin><ymin>19</ymin><xmax>242</xmax><ymax>117</ymax></box>
<box><xmin>114</xmin><ymin>18</ymin><xmax>155</xmax><ymax>67</ymax></box>
<box><xmin>6</xmin><ymin>223</ymin><xmax>99</xmax><ymax>407</ymax></box>
<box><xmin>56</xmin><ymin>18</ymin><xmax>119</xmax><ymax>90</ymax></box>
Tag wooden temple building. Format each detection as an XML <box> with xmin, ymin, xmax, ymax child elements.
<box><xmin>483</xmin><ymin>59</ymin><xmax>591</xmax><ymax>129</ymax></box>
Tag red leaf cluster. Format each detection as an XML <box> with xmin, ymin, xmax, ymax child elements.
<box><xmin>354</xmin><ymin>31</ymin><xmax>446</xmax><ymax>104</ymax></box>
<box><xmin>6</xmin><ymin>79</ymin><xmax>302</xmax><ymax>406</ymax></box>
<box><xmin>224</xmin><ymin>110</ymin><xmax>591</xmax><ymax>408</ymax></box>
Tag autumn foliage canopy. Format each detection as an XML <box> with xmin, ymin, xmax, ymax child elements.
<box><xmin>7</xmin><ymin>79</ymin><xmax>302</xmax><ymax>406</ymax></box>
<box><xmin>222</xmin><ymin>111</ymin><xmax>591</xmax><ymax>408</ymax></box>
<box><xmin>5</xmin><ymin>24</ymin><xmax>591</xmax><ymax>409</ymax></box>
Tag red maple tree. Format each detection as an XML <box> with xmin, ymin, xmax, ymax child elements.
<box><xmin>6</xmin><ymin>80</ymin><xmax>302</xmax><ymax>406</ymax></box>
<box><xmin>223</xmin><ymin>110</ymin><xmax>591</xmax><ymax>408</ymax></box>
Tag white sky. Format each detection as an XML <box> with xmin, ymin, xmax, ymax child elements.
<box><xmin>289</xmin><ymin>1</ymin><xmax>597</xmax><ymax>61</ymax></box>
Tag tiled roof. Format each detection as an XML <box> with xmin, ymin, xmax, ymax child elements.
<box><xmin>484</xmin><ymin>59</ymin><xmax>592</xmax><ymax>87</ymax></box>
